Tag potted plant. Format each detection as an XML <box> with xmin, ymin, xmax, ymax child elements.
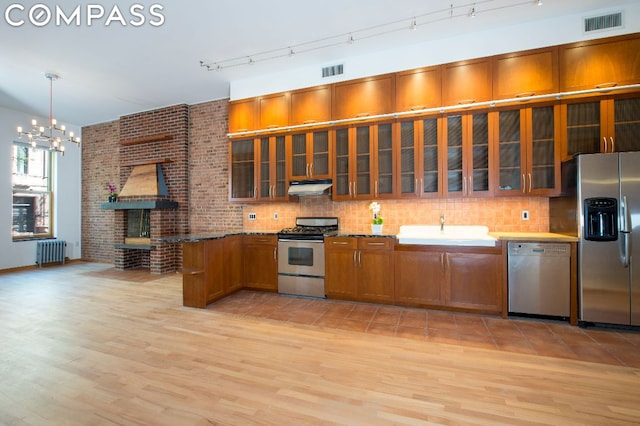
<box><xmin>369</xmin><ymin>201</ymin><xmax>383</xmax><ymax>235</ymax></box>
<box><xmin>107</xmin><ymin>183</ymin><xmax>118</xmax><ymax>202</ymax></box>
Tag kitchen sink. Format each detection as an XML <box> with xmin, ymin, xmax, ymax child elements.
<box><xmin>396</xmin><ymin>225</ymin><xmax>498</xmax><ymax>247</ymax></box>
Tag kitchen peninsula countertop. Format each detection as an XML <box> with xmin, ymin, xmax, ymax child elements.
<box><xmin>490</xmin><ymin>232</ymin><xmax>578</xmax><ymax>243</ymax></box>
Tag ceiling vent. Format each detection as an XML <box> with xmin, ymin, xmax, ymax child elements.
<box><xmin>322</xmin><ymin>64</ymin><xmax>344</xmax><ymax>78</ymax></box>
<box><xmin>584</xmin><ymin>11</ymin><xmax>623</xmax><ymax>33</ymax></box>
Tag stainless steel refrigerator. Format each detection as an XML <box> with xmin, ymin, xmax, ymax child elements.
<box><xmin>550</xmin><ymin>152</ymin><xmax>640</xmax><ymax>326</ymax></box>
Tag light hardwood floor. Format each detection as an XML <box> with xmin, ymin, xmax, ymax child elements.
<box><xmin>1</xmin><ymin>262</ymin><xmax>639</xmax><ymax>425</ymax></box>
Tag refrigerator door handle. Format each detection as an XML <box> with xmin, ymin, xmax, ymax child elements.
<box><xmin>621</xmin><ymin>196</ymin><xmax>631</xmax><ymax>233</ymax></box>
<box><xmin>622</xmin><ymin>232</ymin><xmax>631</xmax><ymax>268</ymax></box>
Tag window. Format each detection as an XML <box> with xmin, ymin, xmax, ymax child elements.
<box><xmin>11</xmin><ymin>142</ymin><xmax>53</xmax><ymax>239</ymax></box>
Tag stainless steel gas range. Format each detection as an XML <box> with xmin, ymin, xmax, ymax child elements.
<box><xmin>277</xmin><ymin>217</ymin><xmax>338</xmax><ymax>298</ymax></box>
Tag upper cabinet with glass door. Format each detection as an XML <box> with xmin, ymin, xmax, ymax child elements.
<box><xmin>495</xmin><ymin>105</ymin><xmax>560</xmax><ymax>196</ymax></box>
<box><xmin>333</xmin><ymin>123</ymin><xmax>395</xmax><ymax>200</ymax></box>
<box><xmin>288</xmin><ymin>130</ymin><xmax>331</xmax><ymax>180</ymax></box>
<box><xmin>443</xmin><ymin>111</ymin><xmax>492</xmax><ymax>198</ymax></box>
<box><xmin>563</xmin><ymin>94</ymin><xmax>640</xmax><ymax>158</ymax></box>
<box><xmin>398</xmin><ymin>117</ymin><xmax>442</xmax><ymax>198</ymax></box>
<box><xmin>258</xmin><ymin>135</ymin><xmax>287</xmax><ymax>201</ymax></box>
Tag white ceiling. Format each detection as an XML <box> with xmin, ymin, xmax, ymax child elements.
<box><xmin>0</xmin><ymin>0</ymin><xmax>637</xmax><ymax>127</ymax></box>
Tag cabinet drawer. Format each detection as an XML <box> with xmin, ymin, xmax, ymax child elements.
<box><xmin>358</xmin><ymin>238</ymin><xmax>394</xmax><ymax>250</ymax></box>
<box><xmin>243</xmin><ymin>235</ymin><xmax>277</xmax><ymax>245</ymax></box>
<box><xmin>325</xmin><ymin>237</ymin><xmax>357</xmax><ymax>249</ymax></box>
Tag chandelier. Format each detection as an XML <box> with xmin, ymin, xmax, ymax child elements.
<box><xmin>16</xmin><ymin>72</ymin><xmax>80</xmax><ymax>154</ymax></box>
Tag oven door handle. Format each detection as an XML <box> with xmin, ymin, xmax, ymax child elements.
<box><xmin>278</xmin><ymin>239</ymin><xmax>325</xmax><ymax>243</ymax></box>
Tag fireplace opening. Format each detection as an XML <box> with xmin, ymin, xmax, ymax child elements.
<box><xmin>125</xmin><ymin>209</ymin><xmax>151</xmax><ymax>245</ymax></box>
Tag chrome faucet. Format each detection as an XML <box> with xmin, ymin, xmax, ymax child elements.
<box><xmin>440</xmin><ymin>213</ymin><xmax>445</xmax><ymax>231</ymax></box>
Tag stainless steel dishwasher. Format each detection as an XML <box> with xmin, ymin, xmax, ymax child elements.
<box><xmin>508</xmin><ymin>242</ymin><xmax>571</xmax><ymax>318</ymax></box>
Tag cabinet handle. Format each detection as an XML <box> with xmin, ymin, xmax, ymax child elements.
<box><xmin>306</xmin><ymin>163</ymin><xmax>310</xmax><ymax>178</ymax></box>
<box><xmin>595</xmin><ymin>82</ymin><xmax>618</xmax><ymax>89</ymax></box>
<box><xmin>348</xmin><ymin>181</ymin><xmax>352</xmax><ymax>197</ymax></box>
<box><xmin>358</xmin><ymin>250</ymin><xmax>362</xmax><ymax>267</ymax></box>
<box><xmin>273</xmin><ymin>248</ymin><xmax>277</xmax><ymax>261</ymax></box>
<box><xmin>332</xmin><ymin>241</ymin><xmax>349</xmax><ymax>245</ymax></box>
<box><xmin>353</xmin><ymin>250</ymin><xmax>357</xmax><ymax>266</ymax></box>
<box><xmin>375</xmin><ymin>180</ymin><xmax>378</xmax><ymax>197</ymax></box>
<box><xmin>302</xmin><ymin>119</ymin><xmax>316</xmax><ymax>124</ymax></box>
<box><xmin>355</xmin><ymin>112</ymin><xmax>370</xmax><ymax>118</ymax></box>
<box><xmin>420</xmin><ymin>179</ymin><xmax>424</xmax><ymax>195</ymax></box>
<box><xmin>310</xmin><ymin>163</ymin><xmax>314</xmax><ymax>177</ymax></box>
<box><xmin>521</xmin><ymin>174</ymin><xmax>526</xmax><ymax>194</ymax></box>
<box><xmin>410</xmin><ymin>105</ymin><xmax>426</xmax><ymax>111</ymax></box>
<box><xmin>463</xmin><ymin>176</ymin><xmax>467</xmax><ymax>196</ymax></box>
<box><xmin>515</xmin><ymin>91</ymin><xmax>536</xmax><ymax>98</ymax></box>
<box><xmin>254</xmin><ymin>186</ymin><xmax>258</xmax><ymax>199</ymax></box>
<box><xmin>445</xmin><ymin>253</ymin><xmax>450</xmax><ymax>271</ymax></box>
<box><xmin>528</xmin><ymin>173</ymin><xmax>532</xmax><ymax>193</ymax></box>
<box><xmin>610</xmin><ymin>137</ymin><xmax>615</xmax><ymax>153</ymax></box>
<box><xmin>415</xmin><ymin>178</ymin><xmax>418</xmax><ymax>196</ymax></box>
<box><xmin>603</xmin><ymin>137</ymin><xmax>608</xmax><ymax>153</ymax></box>
<box><xmin>440</xmin><ymin>253</ymin><xmax>445</xmax><ymax>273</ymax></box>
<box><xmin>457</xmin><ymin>99</ymin><xmax>476</xmax><ymax>105</ymax></box>
<box><xmin>366</xmin><ymin>242</ymin><xmax>385</xmax><ymax>246</ymax></box>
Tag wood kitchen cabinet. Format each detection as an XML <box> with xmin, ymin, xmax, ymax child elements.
<box><xmin>333</xmin><ymin>123</ymin><xmax>395</xmax><ymax>200</ymax></box>
<box><xmin>228</xmin><ymin>98</ymin><xmax>258</xmax><ymax>133</ymax></box>
<box><xmin>182</xmin><ymin>238</ymin><xmax>236</xmax><ymax>308</ymax></box>
<box><xmin>243</xmin><ymin>235</ymin><xmax>277</xmax><ymax>291</ymax></box>
<box><xmin>258</xmin><ymin>135</ymin><xmax>287</xmax><ymax>200</ymax></box>
<box><xmin>395</xmin><ymin>66</ymin><xmax>442</xmax><ymax>112</ymax></box>
<box><xmin>288</xmin><ymin>130</ymin><xmax>331</xmax><ymax>180</ymax></box>
<box><xmin>325</xmin><ymin>237</ymin><xmax>394</xmax><ymax>303</ymax></box>
<box><xmin>258</xmin><ymin>93</ymin><xmax>290</xmax><ymax>130</ymax></box>
<box><xmin>290</xmin><ymin>85</ymin><xmax>331</xmax><ymax>125</ymax></box>
<box><xmin>229</xmin><ymin>138</ymin><xmax>256</xmax><ymax>201</ymax></box>
<box><xmin>223</xmin><ymin>234</ymin><xmax>244</xmax><ymax>294</ymax></box>
<box><xmin>332</xmin><ymin>74</ymin><xmax>395</xmax><ymax>120</ymax></box>
<box><xmin>559</xmin><ymin>34</ymin><xmax>640</xmax><ymax>92</ymax></box>
<box><xmin>562</xmin><ymin>94</ymin><xmax>640</xmax><ymax>158</ymax></box>
<box><xmin>394</xmin><ymin>244</ymin><xmax>503</xmax><ymax>314</ymax></box>
<box><xmin>398</xmin><ymin>116</ymin><xmax>442</xmax><ymax>198</ymax></box>
<box><xmin>495</xmin><ymin>104</ymin><xmax>560</xmax><ymax>196</ymax></box>
<box><xmin>442</xmin><ymin>58</ymin><xmax>492</xmax><ymax>106</ymax></box>
<box><xmin>492</xmin><ymin>47</ymin><xmax>558</xmax><ymax>100</ymax></box>
<box><xmin>444</xmin><ymin>111</ymin><xmax>492</xmax><ymax>197</ymax></box>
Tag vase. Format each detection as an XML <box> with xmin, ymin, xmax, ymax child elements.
<box><xmin>108</xmin><ymin>194</ymin><xmax>117</xmax><ymax>202</ymax></box>
<box><xmin>371</xmin><ymin>224</ymin><xmax>383</xmax><ymax>235</ymax></box>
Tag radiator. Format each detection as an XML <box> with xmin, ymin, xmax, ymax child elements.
<box><xmin>36</xmin><ymin>240</ymin><xmax>66</xmax><ymax>267</ymax></box>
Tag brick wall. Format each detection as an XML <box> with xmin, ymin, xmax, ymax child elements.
<box><xmin>188</xmin><ymin>100</ymin><xmax>243</xmax><ymax>233</ymax></box>
<box><xmin>82</xmin><ymin>100</ymin><xmax>240</xmax><ymax>270</ymax></box>
<box><xmin>81</xmin><ymin>120</ymin><xmax>119</xmax><ymax>262</ymax></box>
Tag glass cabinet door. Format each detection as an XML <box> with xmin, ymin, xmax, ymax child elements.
<box><xmin>355</xmin><ymin>126</ymin><xmax>372</xmax><ymax>197</ymax></box>
<box><xmin>613</xmin><ymin>97</ymin><xmax>640</xmax><ymax>152</ymax></box>
<box><xmin>230</xmin><ymin>138</ymin><xmax>255</xmax><ymax>200</ymax></box>
<box><xmin>470</xmin><ymin>113</ymin><xmax>490</xmax><ymax>194</ymax></box>
<box><xmin>497</xmin><ymin>110</ymin><xmax>522</xmax><ymax>193</ymax></box>
<box><xmin>311</xmin><ymin>131</ymin><xmax>330</xmax><ymax>177</ymax></box>
<box><xmin>290</xmin><ymin>133</ymin><xmax>308</xmax><ymax>179</ymax></box>
<box><xmin>530</xmin><ymin>106</ymin><xmax>556</xmax><ymax>192</ymax></box>
<box><xmin>399</xmin><ymin>121</ymin><xmax>417</xmax><ymax>196</ymax></box>
<box><xmin>274</xmin><ymin>136</ymin><xmax>286</xmax><ymax>198</ymax></box>
<box><xmin>259</xmin><ymin>137</ymin><xmax>271</xmax><ymax>198</ymax></box>
<box><xmin>565</xmin><ymin>101</ymin><xmax>601</xmax><ymax>157</ymax></box>
<box><xmin>422</xmin><ymin>118</ymin><xmax>440</xmax><ymax>196</ymax></box>
<box><xmin>334</xmin><ymin>128</ymin><xmax>350</xmax><ymax>198</ymax></box>
<box><xmin>376</xmin><ymin>123</ymin><xmax>393</xmax><ymax>197</ymax></box>
<box><xmin>446</xmin><ymin>115</ymin><xmax>464</xmax><ymax>195</ymax></box>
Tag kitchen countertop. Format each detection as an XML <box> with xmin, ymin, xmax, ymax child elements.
<box><xmin>490</xmin><ymin>232</ymin><xmax>578</xmax><ymax>243</ymax></box>
<box><xmin>159</xmin><ymin>231</ymin><xmax>579</xmax><ymax>243</ymax></box>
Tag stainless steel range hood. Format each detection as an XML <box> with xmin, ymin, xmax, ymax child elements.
<box><xmin>288</xmin><ymin>179</ymin><xmax>332</xmax><ymax>197</ymax></box>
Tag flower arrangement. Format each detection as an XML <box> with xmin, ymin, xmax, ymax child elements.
<box><xmin>107</xmin><ymin>183</ymin><xmax>118</xmax><ymax>201</ymax></box>
<box><xmin>369</xmin><ymin>201</ymin><xmax>383</xmax><ymax>225</ymax></box>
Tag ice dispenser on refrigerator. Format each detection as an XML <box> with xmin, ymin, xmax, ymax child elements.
<box><xmin>584</xmin><ymin>197</ymin><xmax>618</xmax><ymax>241</ymax></box>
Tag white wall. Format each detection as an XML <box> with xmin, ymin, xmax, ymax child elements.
<box><xmin>231</xmin><ymin>3</ymin><xmax>640</xmax><ymax>100</ymax></box>
<box><xmin>0</xmin><ymin>105</ymin><xmax>82</xmax><ymax>269</ymax></box>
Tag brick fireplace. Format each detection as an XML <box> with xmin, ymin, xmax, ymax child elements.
<box><xmin>100</xmin><ymin>104</ymin><xmax>189</xmax><ymax>274</ymax></box>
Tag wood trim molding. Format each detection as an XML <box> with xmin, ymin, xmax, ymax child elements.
<box><xmin>120</xmin><ymin>133</ymin><xmax>174</xmax><ymax>146</ymax></box>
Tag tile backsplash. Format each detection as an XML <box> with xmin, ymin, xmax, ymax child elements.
<box><xmin>242</xmin><ymin>196</ymin><xmax>549</xmax><ymax>234</ymax></box>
